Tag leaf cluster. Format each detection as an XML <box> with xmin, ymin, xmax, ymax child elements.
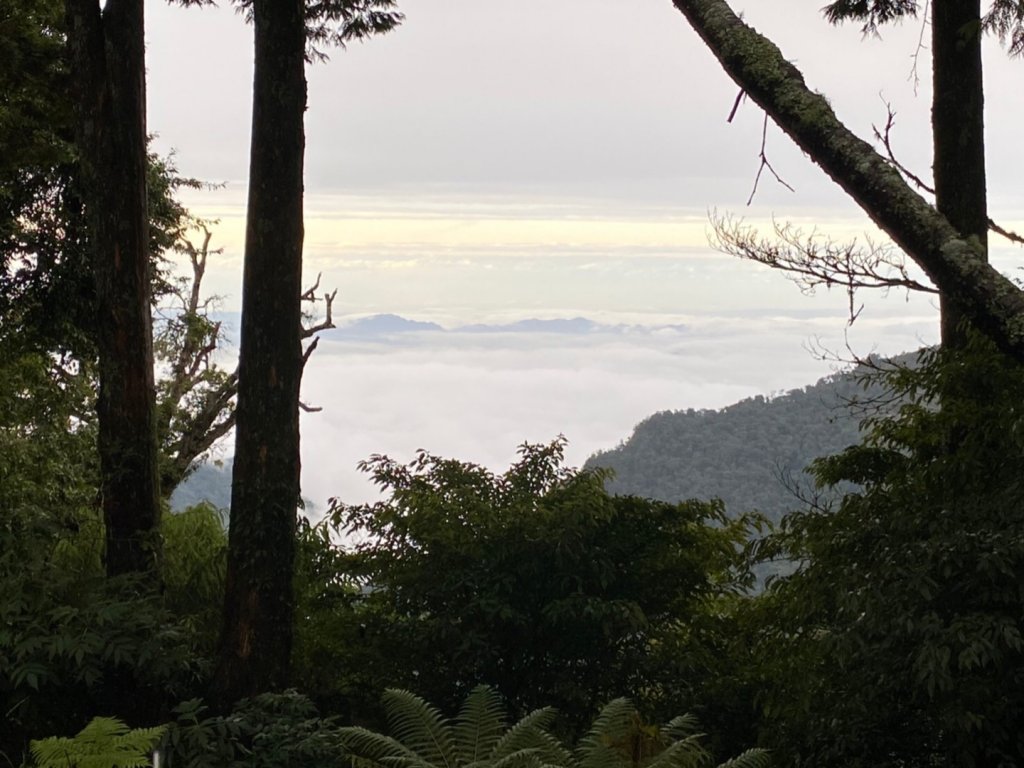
<box><xmin>311</xmin><ymin>439</ymin><xmax>756</xmax><ymax>734</ymax></box>
<box><xmin>754</xmin><ymin>338</ymin><xmax>1024</xmax><ymax>766</ymax></box>
<box><xmin>340</xmin><ymin>687</ymin><xmax>769</xmax><ymax>768</ymax></box>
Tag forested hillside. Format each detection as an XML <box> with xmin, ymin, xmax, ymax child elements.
<box><xmin>586</xmin><ymin>358</ymin><xmax>903</xmax><ymax>523</ymax></box>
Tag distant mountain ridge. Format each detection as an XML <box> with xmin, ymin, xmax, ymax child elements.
<box><xmin>585</xmin><ymin>356</ymin><xmax>911</xmax><ymax>525</ymax></box>
<box><xmin>324</xmin><ymin>313</ymin><xmax>688</xmax><ymax>337</ymax></box>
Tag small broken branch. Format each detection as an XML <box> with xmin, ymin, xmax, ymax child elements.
<box><xmin>727</xmin><ymin>87</ymin><xmax>746</xmax><ymax>122</ymax></box>
<box><xmin>989</xmin><ymin>218</ymin><xmax>1024</xmax><ymax>246</ymax></box>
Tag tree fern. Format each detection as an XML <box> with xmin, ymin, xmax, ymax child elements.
<box><xmin>340</xmin><ymin>688</ymin><xmax>563</xmax><ymax>768</ymax></box>
<box><xmin>572</xmin><ymin>699</ymin><xmax>635</xmax><ymax>768</ymax></box>
<box><xmin>381</xmin><ymin>688</ymin><xmax>458</xmax><ymax>768</ymax></box>
<box><xmin>30</xmin><ymin>716</ymin><xmax>165</xmax><ymax>768</ymax></box>
<box><xmin>714</xmin><ymin>749</ymin><xmax>771</xmax><ymax>768</ymax></box>
<box><xmin>489</xmin><ymin>708</ymin><xmax>567</xmax><ymax>766</ymax></box>
<box><xmin>339</xmin><ymin>689</ymin><xmax>767</xmax><ymax>768</ymax></box>
<box><xmin>453</xmin><ymin>685</ymin><xmax>508</xmax><ymax>764</ymax></box>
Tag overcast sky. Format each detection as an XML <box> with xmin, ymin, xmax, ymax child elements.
<box><xmin>145</xmin><ymin>0</ymin><xmax>1022</xmax><ymax>502</ymax></box>
<box><xmin>145</xmin><ymin>0</ymin><xmax>1021</xmax><ymax>321</ymax></box>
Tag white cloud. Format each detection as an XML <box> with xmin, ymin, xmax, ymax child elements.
<box><xmin>297</xmin><ymin>309</ymin><xmax>938</xmax><ymax>510</ymax></box>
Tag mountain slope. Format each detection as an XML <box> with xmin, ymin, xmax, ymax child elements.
<box><xmin>585</xmin><ymin>359</ymin><xmax>906</xmax><ymax>524</ymax></box>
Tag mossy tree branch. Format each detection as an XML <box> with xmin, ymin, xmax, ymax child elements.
<box><xmin>669</xmin><ymin>0</ymin><xmax>1024</xmax><ymax>361</ymax></box>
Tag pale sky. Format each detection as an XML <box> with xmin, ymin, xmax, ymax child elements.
<box><xmin>145</xmin><ymin>0</ymin><xmax>1022</xmax><ymax>324</ymax></box>
<box><xmin>146</xmin><ymin>0</ymin><xmax>1023</xmax><ymax>503</ymax></box>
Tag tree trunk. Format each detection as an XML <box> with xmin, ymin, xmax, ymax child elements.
<box><xmin>65</xmin><ymin>0</ymin><xmax>160</xmax><ymax>577</ymax></box>
<box><xmin>669</xmin><ymin>0</ymin><xmax>1024</xmax><ymax>362</ymax></box>
<box><xmin>214</xmin><ymin>0</ymin><xmax>306</xmax><ymax>705</ymax></box>
<box><xmin>932</xmin><ymin>0</ymin><xmax>988</xmax><ymax>348</ymax></box>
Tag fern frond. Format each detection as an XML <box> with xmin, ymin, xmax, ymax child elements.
<box><xmin>30</xmin><ymin>717</ymin><xmax>166</xmax><ymax>768</ymax></box>
<box><xmin>466</xmin><ymin>747</ymin><xmax>540</xmax><ymax>768</ymax></box>
<box><xmin>453</xmin><ymin>686</ymin><xmax>509</xmax><ymax>764</ymax></box>
<box><xmin>491</xmin><ymin>708</ymin><xmax>568</xmax><ymax>766</ymax></box>
<box><xmin>715</xmin><ymin>748</ymin><xmax>771</xmax><ymax>768</ymax></box>
<box><xmin>382</xmin><ymin>689</ymin><xmax>458</xmax><ymax>768</ymax></box>
<box><xmin>574</xmin><ymin>699</ymin><xmax>635</xmax><ymax>768</ymax></box>
<box><xmin>339</xmin><ymin>725</ymin><xmax>425</xmax><ymax>768</ymax></box>
<box><xmin>643</xmin><ymin>735</ymin><xmax>706</xmax><ymax>768</ymax></box>
<box><xmin>660</xmin><ymin>715</ymin><xmax>701</xmax><ymax>742</ymax></box>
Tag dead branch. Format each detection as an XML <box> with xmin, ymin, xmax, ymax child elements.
<box><xmin>747</xmin><ymin>112</ymin><xmax>795</xmax><ymax>206</ymax></box>
<box><xmin>727</xmin><ymin>87</ymin><xmax>746</xmax><ymax>122</ymax></box>
<box><xmin>908</xmin><ymin>0</ymin><xmax>931</xmax><ymax>94</ymax></box>
<box><xmin>873</xmin><ymin>103</ymin><xmax>935</xmax><ymax>195</ymax></box>
<box><xmin>989</xmin><ymin>218</ymin><xmax>1024</xmax><ymax>246</ymax></box>
<box><xmin>711</xmin><ymin>213</ymin><xmax>937</xmax><ymax>324</ymax></box>
<box><xmin>301</xmin><ymin>272</ymin><xmax>337</xmax><ymax>338</ymax></box>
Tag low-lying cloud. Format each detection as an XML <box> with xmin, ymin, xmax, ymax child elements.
<box><xmin>296</xmin><ymin>309</ymin><xmax>937</xmax><ymax>511</ymax></box>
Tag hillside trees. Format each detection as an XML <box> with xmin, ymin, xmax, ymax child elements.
<box><xmin>310</xmin><ymin>440</ymin><xmax>757</xmax><ymax>734</ymax></box>
<box><xmin>752</xmin><ymin>339</ymin><xmax>1024</xmax><ymax>765</ymax></box>
<box><xmin>669</xmin><ymin>0</ymin><xmax>1024</xmax><ymax>359</ymax></box>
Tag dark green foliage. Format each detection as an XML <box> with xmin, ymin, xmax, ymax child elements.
<box><xmin>340</xmin><ymin>687</ymin><xmax>769</xmax><ymax>768</ymax></box>
<box><xmin>212</xmin><ymin>0</ymin><xmax>404</xmax><ymax>60</ymax></box>
<box><xmin>823</xmin><ymin>0</ymin><xmax>1024</xmax><ymax>56</ymax></box>
<box><xmin>31</xmin><ymin>717</ymin><xmax>166</xmax><ymax>768</ymax></box>
<box><xmin>163</xmin><ymin>692</ymin><xmax>347</xmax><ymax>768</ymax></box>
<box><xmin>822</xmin><ymin>0</ymin><xmax>918</xmax><ymax>31</ymax></box>
<box><xmin>316</xmin><ymin>439</ymin><xmax>757</xmax><ymax>734</ymax></box>
<box><xmin>338</xmin><ymin>686</ymin><xmax>569</xmax><ymax>768</ymax></box>
<box><xmin>754</xmin><ymin>339</ymin><xmax>1024</xmax><ymax>766</ymax></box>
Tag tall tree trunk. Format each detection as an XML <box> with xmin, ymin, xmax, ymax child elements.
<box><xmin>214</xmin><ymin>0</ymin><xmax>306</xmax><ymax>705</ymax></box>
<box><xmin>65</xmin><ymin>0</ymin><xmax>160</xmax><ymax>577</ymax></box>
<box><xmin>932</xmin><ymin>0</ymin><xmax>988</xmax><ymax>348</ymax></box>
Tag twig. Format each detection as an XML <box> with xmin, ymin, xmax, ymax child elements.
<box><xmin>908</xmin><ymin>0</ymin><xmax>930</xmax><ymax>95</ymax></box>
<box><xmin>872</xmin><ymin>102</ymin><xmax>934</xmax><ymax>194</ymax></box>
<box><xmin>727</xmin><ymin>87</ymin><xmax>746</xmax><ymax>123</ymax></box>
<box><xmin>747</xmin><ymin>112</ymin><xmax>795</xmax><ymax>206</ymax></box>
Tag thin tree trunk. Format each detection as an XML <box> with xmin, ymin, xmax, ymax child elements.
<box><xmin>932</xmin><ymin>0</ymin><xmax>988</xmax><ymax>348</ymax></box>
<box><xmin>214</xmin><ymin>0</ymin><xmax>306</xmax><ymax>705</ymax></box>
<box><xmin>65</xmin><ymin>0</ymin><xmax>160</xmax><ymax>577</ymax></box>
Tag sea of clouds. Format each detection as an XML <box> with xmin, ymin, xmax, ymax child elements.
<box><xmin>291</xmin><ymin>303</ymin><xmax>939</xmax><ymax>511</ymax></box>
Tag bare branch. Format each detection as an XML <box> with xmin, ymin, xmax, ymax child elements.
<box><xmin>747</xmin><ymin>112</ymin><xmax>795</xmax><ymax>205</ymax></box>
<box><xmin>300</xmin><ymin>271</ymin><xmax>323</xmax><ymax>302</ymax></box>
<box><xmin>727</xmin><ymin>87</ymin><xmax>746</xmax><ymax>122</ymax></box>
<box><xmin>670</xmin><ymin>0</ymin><xmax>1024</xmax><ymax>360</ymax></box>
<box><xmin>872</xmin><ymin>103</ymin><xmax>1021</xmax><ymax>247</ymax></box>
<box><xmin>872</xmin><ymin>103</ymin><xmax>935</xmax><ymax>195</ymax></box>
<box><xmin>302</xmin><ymin>335</ymin><xmax>320</xmax><ymax>368</ymax></box>
<box><xmin>302</xmin><ymin>287</ymin><xmax>337</xmax><ymax>338</ymax></box>
<box><xmin>711</xmin><ymin>213</ymin><xmax>938</xmax><ymax>323</ymax></box>
<box><xmin>989</xmin><ymin>218</ymin><xmax>1024</xmax><ymax>246</ymax></box>
<box><xmin>908</xmin><ymin>0</ymin><xmax>931</xmax><ymax>94</ymax></box>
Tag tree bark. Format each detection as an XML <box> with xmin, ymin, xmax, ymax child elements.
<box><xmin>65</xmin><ymin>0</ymin><xmax>161</xmax><ymax>577</ymax></box>
<box><xmin>214</xmin><ymin>0</ymin><xmax>306</xmax><ymax>705</ymax></box>
<box><xmin>669</xmin><ymin>0</ymin><xmax>1024</xmax><ymax>362</ymax></box>
<box><xmin>932</xmin><ymin>0</ymin><xmax>988</xmax><ymax>347</ymax></box>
